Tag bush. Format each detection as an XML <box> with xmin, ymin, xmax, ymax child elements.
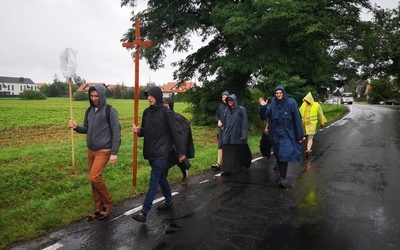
<box><xmin>73</xmin><ymin>91</ymin><xmax>88</xmax><ymax>101</ymax></box>
<box><xmin>19</xmin><ymin>90</ymin><xmax>47</xmax><ymax>100</ymax></box>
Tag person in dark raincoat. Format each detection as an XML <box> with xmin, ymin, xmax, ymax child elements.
<box><xmin>131</xmin><ymin>86</ymin><xmax>186</xmax><ymax>223</ymax></box>
<box><xmin>221</xmin><ymin>94</ymin><xmax>252</xmax><ymax>176</ymax></box>
<box><xmin>259</xmin><ymin>85</ymin><xmax>304</xmax><ymax>187</ymax></box>
<box><xmin>162</xmin><ymin>97</ymin><xmax>193</xmax><ymax>187</ymax></box>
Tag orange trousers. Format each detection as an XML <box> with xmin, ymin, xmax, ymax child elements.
<box><xmin>87</xmin><ymin>149</ymin><xmax>114</xmax><ymax>211</ymax></box>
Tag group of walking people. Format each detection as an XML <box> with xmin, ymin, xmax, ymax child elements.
<box><xmin>68</xmin><ymin>83</ymin><xmax>325</xmax><ymax>223</ymax></box>
<box><xmin>213</xmin><ymin>85</ymin><xmax>326</xmax><ymax>187</ymax></box>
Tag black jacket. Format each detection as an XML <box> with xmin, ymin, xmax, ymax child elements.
<box><xmin>138</xmin><ymin>86</ymin><xmax>185</xmax><ymax>160</ymax></box>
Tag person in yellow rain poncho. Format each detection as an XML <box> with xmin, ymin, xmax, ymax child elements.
<box><xmin>299</xmin><ymin>92</ymin><xmax>327</xmax><ymax>157</ymax></box>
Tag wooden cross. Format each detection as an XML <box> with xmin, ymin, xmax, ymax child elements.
<box><xmin>122</xmin><ymin>19</ymin><xmax>153</xmax><ymax>187</ymax></box>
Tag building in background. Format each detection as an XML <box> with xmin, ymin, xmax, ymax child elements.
<box><xmin>0</xmin><ymin>76</ymin><xmax>38</xmax><ymax>96</ymax></box>
<box><xmin>162</xmin><ymin>81</ymin><xmax>195</xmax><ymax>98</ymax></box>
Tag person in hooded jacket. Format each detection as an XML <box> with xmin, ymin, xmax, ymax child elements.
<box><xmin>221</xmin><ymin>94</ymin><xmax>252</xmax><ymax>176</ymax></box>
<box><xmin>299</xmin><ymin>92</ymin><xmax>327</xmax><ymax>157</ymax></box>
<box><xmin>162</xmin><ymin>97</ymin><xmax>192</xmax><ymax>187</ymax></box>
<box><xmin>68</xmin><ymin>84</ymin><xmax>121</xmax><ymax>221</ymax></box>
<box><xmin>259</xmin><ymin>85</ymin><xmax>303</xmax><ymax>187</ymax></box>
<box><xmin>131</xmin><ymin>86</ymin><xmax>186</xmax><ymax>223</ymax></box>
<box><xmin>212</xmin><ymin>91</ymin><xmax>230</xmax><ymax>171</ymax></box>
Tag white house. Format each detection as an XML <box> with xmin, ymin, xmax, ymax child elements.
<box><xmin>0</xmin><ymin>76</ymin><xmax>38</xmax><ymax>96</ymax></box>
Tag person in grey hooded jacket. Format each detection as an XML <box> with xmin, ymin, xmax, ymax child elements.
<box><xmin>69</xmin><ymin>84</ymin><xmax>121</xmax><ymax>221</ymax></box>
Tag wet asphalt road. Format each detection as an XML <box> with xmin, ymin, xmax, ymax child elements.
<box><xmin>10</xmin><ymin>104</ymin><xmax>400</xmax><ymax>250</ymax></box>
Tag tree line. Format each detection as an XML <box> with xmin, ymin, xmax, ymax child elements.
<box><xmin>35</xmin><ymin>74</ymin><xmax>185</xmax><ymax>102</ymax></box>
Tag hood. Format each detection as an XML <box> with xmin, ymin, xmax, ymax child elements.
<box><xmin>144</xmin><ymin>86</ymin><xmax>163</xmax><ymax>107</ymax></box>
<box><xmin>220</xmin><ymin>91</ymin><xmax>230</xmax><ymax>103</ymax></box>
<box><xmin>274</xmin><ymin>85</ymin><xmax>286</xmax><ymax>105</ymax></box>
<box><xmin>162</xmin><ymin>97</ymin><xmax>174</xmax><ymax>111</ymax></box>
<box><xmin>88</xmin><ymin>84</ymin><xmax>107</xmax><ymax>108</ymax></box>
<box><xmin>303</xmin><ymin>92</ymin><xmax>314</xmax><ymax>104</ymax></box>
<box><xmin>226</xmin><ymin>94</ymin><xmax>238</xmax><ymax>109</ymax></box>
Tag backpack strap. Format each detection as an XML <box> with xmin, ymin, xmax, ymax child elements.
<box><xmin>85</xmin><ymin>104</ymin><xmax>112</xmax><ymax>127</ymax></box>
<box><xmin>105</xmin><ymin>104</ymin><xmax>111</xmax><ymax>126</ymax></box>
<box><xmin>85</xmin><ymin>106</ymin><xmax>92</xmax><ymax>119</ymax></box>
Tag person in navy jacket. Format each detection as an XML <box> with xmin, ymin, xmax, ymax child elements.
<box><xmin>259</xmin><ymin>85</ymin><xmax>303</xmax><ymax>187</ymax></box>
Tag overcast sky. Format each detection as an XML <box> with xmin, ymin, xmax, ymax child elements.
<box><xmin>0</xmin><ymin>0</ymin><xmax>398</xmax><ymax>86</ymax></box>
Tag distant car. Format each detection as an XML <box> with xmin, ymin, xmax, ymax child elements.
<box><xmin>383</xmin><ymin>100</ymin><xmax>400</xmax><ymax>105</ymax></box>
<box><xmin>341</xmin><ymin>93</ymin><xmax>353</xmax><ymax>105</ymax></box>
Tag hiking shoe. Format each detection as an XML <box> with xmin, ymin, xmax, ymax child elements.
<box><xmin>211</xmin><ymin>163</ymin><xmax>222</xmax><ymax>171</ymax></box>
<box><xmin>273</xmin><ymin>165</ymin><xmax>278</xmax><ymax>170</ymax></box>
<box><xmin>221</xmin><ymin>171</ymin><xmax>232</xmax><ymax>176</ymax></box>
<box><xmin>157</xmin><ymin>200</ymin><xmax>173</xmax><ymax>210</ymax></box>
<box><xmin>181</xmin><ymin>177</ymin><xmax>188</xmax><ymax>187</ymax></box>
<box><xmin>278</xmin><ymin>178</ymin><xmax>286</xmax><ymax>188</ymax></box>
<box><xmin>98</xmin><ymin>206</ymin><xmax>112</xmax><ymax>220</ymax></box>
<box><xmin>86</xmin><ymin>211</ymin><xmax>101</xmax><ymax>221</ymax></box>
<box><xmin>132</xmin><ymin>211</ymin><xmax>147</xmax><ymax>223</ymax></box>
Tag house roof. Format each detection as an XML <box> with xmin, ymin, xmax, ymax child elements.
<box><xmin>107</xmin><ymin>84</ymin><xmax>120</xmax><ymax>90</ymax></box>
<box><xmin>0</xmin><ymin>76</ymin><xmax>35</xmax><ymax>84</ymax></box>
<box><xmin>163</xmin><ymin>81</ymin><xmax>195</xmax><ymax>93</ymax></box>
<box><xmin>76</xmin><ymin>83</ymin><xmax>108</xmax><ymax>92</ymax></box>
<box><xmin>36</xmin><ymin>83</ymin><xmax>45</xmax><ymax>88</ymax></box>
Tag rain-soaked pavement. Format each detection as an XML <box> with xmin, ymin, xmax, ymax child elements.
<box><xmin>10</xmin><ymin>104</ymin><xmax>400</xmax><ymax>250</ymax></box>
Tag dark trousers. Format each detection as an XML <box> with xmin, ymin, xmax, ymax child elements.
<box><xmin>142</xmin><ymin>159</ymin><xmax>171</xmax><ymax>213</ymax></box>
<box><xmin>278</xmin><ymin>162</ymin><xmax>288</xmax><ymax>179</ymax></box>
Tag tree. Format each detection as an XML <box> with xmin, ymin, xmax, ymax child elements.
<box><xmin>360</xmin><ymin>4</ymin><xmax>400</xmax><ymax>83</ymax></box>
<box><xmin>40</xmin><ymin>75</ymin><xmax>70</xmax><ymax>97</ymax></box>
<box><xmin>73</xmin><ymin>75</ymin><xmax>86</xmax><ymax>87</ymax></box>
<box><xmin>121</xmin><ymin>0</ymin><xmax>372</xmax><ymax>125</ymax></box>
<box><xmin>112</xmin><ymin>84</ymin><xmax>123</xmax><ymax>99</ymax></box>
<box><xmin>19</xmin><ymin>90</ymin><xmax>46</xmax><ymax>100</ymax></box>
<box><xmin>368</xmin><ymin>78</ymin><xmax>393</xmax><ymax>104</ymax></box>
<box><xmin>124</xmin><ymin>1</ymin><xmax>372</xmax><ymax>83</ymax></box>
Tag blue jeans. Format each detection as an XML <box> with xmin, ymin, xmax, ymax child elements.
<box><xmin>142</xmin><ymin>159</ymin><xmax>172</xmax><ymax>213</ymax></box>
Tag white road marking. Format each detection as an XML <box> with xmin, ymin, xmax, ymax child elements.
<box><xmin>42</xmin><ymin>192</ymin><xmax>179</xmax><ymax>249</ymax></box>
<box><xmin>110</xmin><ymin>191</ymin><xmax>179</xmax><ymax>221</ymax></box>
<box><xmin>252</xmin><ymin>157</ymin><xmax>264</xmax><ymax>162</ymax></box>
<box><xmin>214</xmin><ymin>156</ymin><xmax>264</xmax><ymax>177</ymax></box>
<box><xmin>330</xmin><ymin>119</ymin><xmax>349</xmax><ymax>126</ymax></box>
<box><xmin>42</xmin><ymin>242</ymin><xmax>63</xmax><ymax>250</ymax></box>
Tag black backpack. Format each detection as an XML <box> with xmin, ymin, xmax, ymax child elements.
<box><xmin>163</xmin><ymin>107</ymin><xmax>195</xmax><ymax>159</ymax></box>
<box><xmin>260</xmin><ymin>130</ymin><xmax>272</xmax><ymax>159</ymax></box>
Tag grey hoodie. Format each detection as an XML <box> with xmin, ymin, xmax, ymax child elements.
<box><xmin>74</xmin><ymin>84</ymin><xmax>121</xmax><ymax>155</ymax></box>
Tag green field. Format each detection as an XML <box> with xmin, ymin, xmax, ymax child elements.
<box><xmin>0</xmin><ymin>98</ymin><xmax>347</xmax><ymax>250</ymax></box>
